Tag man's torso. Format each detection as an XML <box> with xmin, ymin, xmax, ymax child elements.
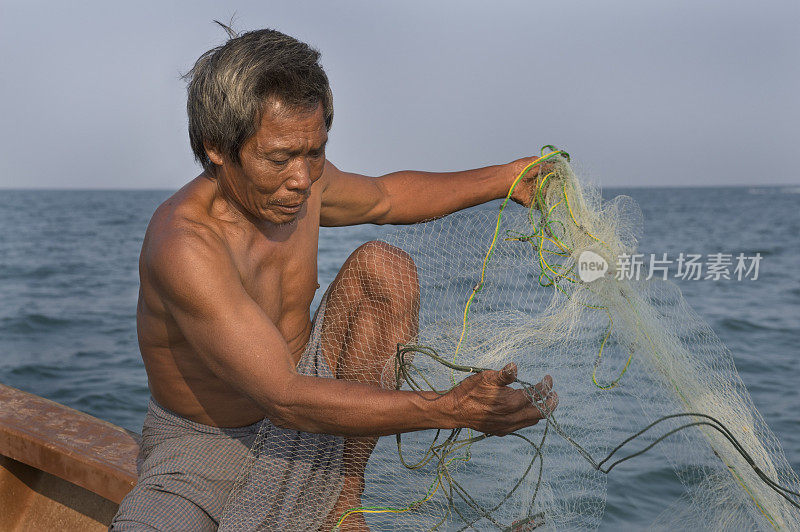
<box><xmin>137</xmin><ymin>172</ymin><xmax>325</xmax><ymax>427</ymax></box>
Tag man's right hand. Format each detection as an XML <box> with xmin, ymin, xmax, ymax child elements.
<box><xmin>446</xmin><ymin>363</ymin><xmax>557</xmax><ymax>437</ymax></box>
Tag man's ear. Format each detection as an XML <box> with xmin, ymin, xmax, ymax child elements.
<box><xmin>203</xmin><ymin>141</ymin><xmax>225</xmax><ymax>166</ymax></box>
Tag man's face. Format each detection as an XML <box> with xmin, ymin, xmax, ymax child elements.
<box><xmin>213</xmin><ymin>98</ymin><xmax>328</xmax><ymax>225</ymax></box>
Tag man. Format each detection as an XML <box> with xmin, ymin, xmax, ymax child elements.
<box><xmin>111</xmin><ymin>27</ymin><xmax>558</xmax><ymax>531</ymax></box>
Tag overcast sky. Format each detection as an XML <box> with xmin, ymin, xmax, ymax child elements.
<box><xmin>1</xmin><ymin>0</ymin><xmax>798</xmax><ymax>189</ymax></box>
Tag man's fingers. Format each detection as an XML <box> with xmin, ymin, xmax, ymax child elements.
<box><xmin>490</xmin><ymin>389</ymin><xmax>559</xmax><ymax>436</ymax></box>
<box><xmin>491</xmin><ymin>401</ymin><xmax>547</xmax><ymax>436</ymax></box>
<box><xmin>512</xmin><ymin>377</ymin><xmax>558</xmax><ymax>423</ymax></box>
<box><xmin>533</xmin><ymin>159</ymin><xmax>556</xmax><ymax>174</ymax></box>
<box><xmin>529</xmin><ymin>374</ymin><xmax>553</xmax><ymax>401</ymax></box>
<box><xmin>508</xmin><ymin>388</ymin><xmax>534</xmax><ymax>411</ymax></box>
<box><xmin>473</xmin><ymin>371</ymin><xmax>557</xmax><ymax>436</ymax></box>
<box><xmin>512</xmin><ymin>392</ymin><xmax>558</xmax><ymax>431</ymax></box>
<box><xmin>541</xmin><ymin>390</ymin><xmax>558</xmax><ymax>416</ymax></box>
<box><xmin>532</xmin><ymin>375</ymin><xmax>557</xmax><ymax>416</ymax></box>
<box><xmin>526</xmin><ymin>387</ymin><xmax>557</xmax><ymax>419</ymax></box>
<box><xmin>489</xmin><ymin>362</ymin><xmax>517</xmax><ymax>387</ymax></box>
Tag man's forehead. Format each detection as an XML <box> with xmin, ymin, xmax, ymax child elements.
<box><xmin>253</xmin><ymin>99</ymin><xmax>327</xmax><ymax>151</ymax></box>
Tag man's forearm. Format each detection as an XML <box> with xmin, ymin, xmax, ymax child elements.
<box><xmin>267</xmin><ymin>373</ymin><xmax>457</xmax><ymax>437</ymax></box>
<box><xmin>374</xmin><ymin>163</ymin><xmax>516</xmax><ymax>224</ymax></box>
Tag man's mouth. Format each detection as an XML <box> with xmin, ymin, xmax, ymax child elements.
<box><xmin>272</xmin><ymin>200</ymin><xmax>305</xmax><ymax>214</ymax></box>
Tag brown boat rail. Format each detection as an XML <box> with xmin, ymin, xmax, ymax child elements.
<box><xmin>0</xmin><ymin>383</ymin><xmax>139</xmax><ymax>530</ymax></box>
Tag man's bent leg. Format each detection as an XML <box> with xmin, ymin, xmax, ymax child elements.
<box><xmin>319</xmin><ymin>241</ymin><xmax>420</xmax><ymax>531</ymax></box>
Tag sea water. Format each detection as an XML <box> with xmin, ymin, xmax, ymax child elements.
<box><xmin>1</xmin><ymin>186</ymin><xmax>798</xmax><ymax>529</ymax></box>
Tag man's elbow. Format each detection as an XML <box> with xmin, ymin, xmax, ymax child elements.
<box><xmin>369</xmin><ymin>191</ymin><xmax>393</xmax><ymax>225</ymax></box>
<box><xmin>267</xmin><ymin>411</ymin><xmax>296</xmax><ymax>430</ymax></box>
<box><xmin>261</xmin><ymin>376</ymin><xmax>311</xmax><ymax>431</ymax></box>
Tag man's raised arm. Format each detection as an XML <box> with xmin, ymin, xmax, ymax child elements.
<box><xmin>320</xmin><ymin>156</ymin><xmax>546</xmax><ymax>227</ymax></box>
<box><xmin>145</xmin><ymin>226</ymin><xmax>556</xmax><ymax>437</ymax></box>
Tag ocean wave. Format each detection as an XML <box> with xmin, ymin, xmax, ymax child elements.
<box><xmin>716</xmin><ymin>316</ymin><xmax>797</xmax><ymax>334</ymax></box>
<box><xmin>0</xmin><ymin>313</ymin><xmax>97</xmax><ymax>334</ymax></box>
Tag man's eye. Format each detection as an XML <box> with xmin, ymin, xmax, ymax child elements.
<box><xmin>269</xmin><ymin>158</ymin><xmax>289</xmax><ymax>165</ymax></box>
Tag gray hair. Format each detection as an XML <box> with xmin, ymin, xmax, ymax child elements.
<box><xmin>183</xmin><ymin>24</ymin><xmax>333</xmax><ymax>173</ymax></box>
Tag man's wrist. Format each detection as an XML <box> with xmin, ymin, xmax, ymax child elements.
<box><xmin>413</xmin><ymin>390</ymin><xmax>460</xmax><ymax>431</ymax></box>
<box><xmin>485</xmin><ymin>162</ymin><xmax>517</xmax><ymax>201</ymax></box>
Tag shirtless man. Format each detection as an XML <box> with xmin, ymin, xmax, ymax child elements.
<box><xmin>111</xmin><ymin>28</ymin><xmax>558</xmax><ymax>531</ymax></box>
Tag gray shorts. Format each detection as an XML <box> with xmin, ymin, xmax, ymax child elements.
<box><xmin>110</xmin><ymin>296</ymin><xmax>345</xmax><ymax>531</ymax></box>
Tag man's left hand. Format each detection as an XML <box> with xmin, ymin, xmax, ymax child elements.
<box><xmin>506</xmin><ymin>155</ymin><xmax>555</xmax><ymax>208</ymax></box>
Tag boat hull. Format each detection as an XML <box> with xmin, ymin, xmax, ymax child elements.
<box><xmin>0</xmin><ymin>383</ymin><xmax>138</xmax><ymax>530</ymax></box>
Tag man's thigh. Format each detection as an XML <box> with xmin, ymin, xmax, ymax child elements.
<box><xmin>111</xmin><ymin>479</ymin><xmax>218</xmax><ymax>531</ymax></box>
<box><xmin>110</xmin><ymin>399</ymin><xmax>256</xmax><ymax>531</ymax></box>
<box><xmin>319</xmin><ymin>240</ymin><xmax>420</xmax><ymax>384</ymax></box>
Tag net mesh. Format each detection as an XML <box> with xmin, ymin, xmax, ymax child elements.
<box><xmin>219</xmin><ymin>148</ymin><xmax>800</xmax><ymax>531</ymax></box>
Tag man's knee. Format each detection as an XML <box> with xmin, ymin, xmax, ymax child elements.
<box><xmin>347</xmin><ymin>240</ymin><xmax>419</xmax><ymax>307</ymax></box>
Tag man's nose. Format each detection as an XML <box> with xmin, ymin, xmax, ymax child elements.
<box><xmin>285</xmin><ymin>159</ymin><xmax>312</xmax><ymax>192</ymax></box>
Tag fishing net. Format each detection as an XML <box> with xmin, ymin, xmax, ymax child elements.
<box><xmin>219</xmin><ymin>147</ymin><xmax>800</xmax><ymax>530</ymax></box>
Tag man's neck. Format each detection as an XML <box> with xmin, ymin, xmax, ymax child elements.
<box><xmin>205</xmin><ymin>173</ymin><xmax>297</xmax><ymax>238</ymax></box>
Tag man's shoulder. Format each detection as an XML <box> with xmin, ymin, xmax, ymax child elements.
<box><xmin>141</xmin><ymin>178</ymin><xmax>232</xmax><ymax>290</ymax></box>
<box><xmin>318</xmin><ymin>158</ymin><xmax>346</xmax><ymax>193</ymax></box>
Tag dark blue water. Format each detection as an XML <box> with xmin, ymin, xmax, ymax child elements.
<box><xmin>1</xmin><ymin>186</ymin><xmax>798</xmax><ymax>528</ymax></box>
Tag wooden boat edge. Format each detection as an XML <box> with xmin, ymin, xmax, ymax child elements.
<box><xmin>0</xmin><ymin>382</ymin><xmax>138</xmax><ymax>529</ymax></box>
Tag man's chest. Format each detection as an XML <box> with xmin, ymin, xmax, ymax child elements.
<box><xmin>231</xmin><ymin>220</ymin><xmax>320</xmax><ymax>327</ymax></box>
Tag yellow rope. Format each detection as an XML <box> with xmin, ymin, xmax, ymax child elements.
<box><xmin>451</xmin><ymin>150</ymin><xmax>565</xmax><ymax>368</ymax></box>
